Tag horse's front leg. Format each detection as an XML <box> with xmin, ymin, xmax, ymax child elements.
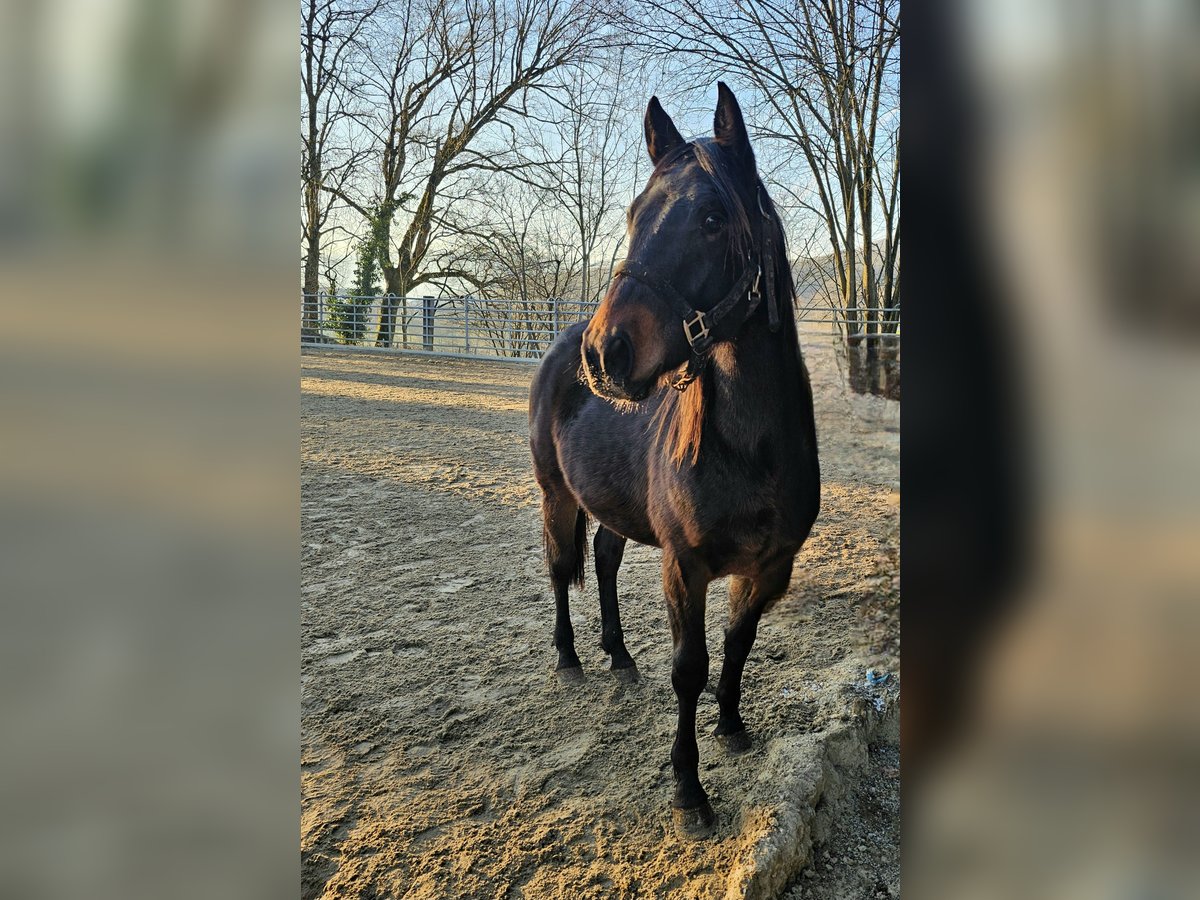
<box><xmin>662</xmin><ymin>551</ymin><xmax>713</xmax><ymax>838</ymax></box>
<box><xmin>714</xmin><ymin>558</ymin><xmax>794</xmax><ymax>753</ymax></box>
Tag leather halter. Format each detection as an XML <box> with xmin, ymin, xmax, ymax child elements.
<box><xmin>610</xmin><ymin>186</ymin><xmax>781</xmax><ymax>392</ymax></box>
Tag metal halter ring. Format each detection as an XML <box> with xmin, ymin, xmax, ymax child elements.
<box><xmin>682</xmin><ymin>310</ymin><xmax>710</xmax><ymax>348</ymax></box>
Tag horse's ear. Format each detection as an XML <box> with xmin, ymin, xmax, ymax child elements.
<box><xmin>713</xmin><ymin>82</ymin><xmax>755</xmax><ymax>172</ymax></box>
<box><xmin>644</xmin><ymin>96</ymin><xmax>685</xmax><ymax>165</ymax></box>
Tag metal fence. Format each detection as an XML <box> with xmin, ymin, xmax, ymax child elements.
<box><xmin>793</xmin><ymin>296</ymin><xmax>901</xmax><ymax>345</ymax></box>
<box><xmin>300</xmin><ymin>292</ymin><xmax>899</xmax><ymax>362</ymax></box>
<box><xmin>300</xmin><ymin>293</ymin><xmax>597</xmax><ymax>361</ymax></box>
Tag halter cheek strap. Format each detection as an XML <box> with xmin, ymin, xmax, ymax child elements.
<box><xmin>756</xmin><ymin>185</ymin><xmax>782</xmax><ymax>334</ymax></box>
<box><xmin>612</xmin><ymin>256</ymin><xmax>763</xmax><ymax>391</ymax></box>
<box><xmin>610</xmin><ymin>186</ymin><xmax>781</xmax><ymax>392</ymax></box>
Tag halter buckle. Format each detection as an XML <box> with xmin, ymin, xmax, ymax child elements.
<box><xmin>682</xmin><ymin>310</ymin><xmax>710</xmax><ymax>349</ymax></box>
<box><xmin>671</xmin><ymin>368</ymin><xmax>699</xmax><ymax>392</ymax></box>
<box><xmin>749</xmin><ymin>266</ymin><xmax>762</xmax><ymax>305</ymax></box>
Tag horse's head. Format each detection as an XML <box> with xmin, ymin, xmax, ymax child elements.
<box><xmin>582</xmin><ymin>83</ymin><xmax>763</xmax><ymax>404</ymax></box>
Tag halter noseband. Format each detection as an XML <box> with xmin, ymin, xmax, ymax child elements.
<box><xmin>612</xmin><ymin>259</ymin><xmax>762</xmax><ymax>390</ymax></box>
<box><xmin>611</xmin><ymin>187</ymin><xmax>781</xmax><ymax>392</ymax></box>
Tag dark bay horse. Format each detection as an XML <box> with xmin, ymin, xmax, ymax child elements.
<box><xmin>528</xmin><ymin>83</ymin><xmax>820</xmax><ymax>838</ymax></box>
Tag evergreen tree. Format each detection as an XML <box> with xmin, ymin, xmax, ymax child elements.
<box><xmin>331</xmin><ymin>204</ymin><xmax>387</xmax><ymax>344</ymax></box>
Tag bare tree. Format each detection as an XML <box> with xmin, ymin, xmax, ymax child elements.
<box><xmin>444</xmin><ymin>49</ymin><xmax>645</xmax><ymax>356</ymax></box>
<box><xmin>628</xmin><ymin>0</ymin><xmax>900</xmax><ymax>395</ymax></box>
<box><xmin>450</xmin><ymin>179</ymin><xmax>578</xmax><ymax>356</ymax></box>
<box><xmin>445</xmin><ymin>50</ymin><xmax>643</xmax><ymax>320</ymax></box>
<box><xmin>537</xmin><ymin>51</ymin><xmax>643</xmax><ymax>306</ymax></box>
<box><xmin>301</xmin><ymin>0</ymin><xmax>377</xmax><ymax>339</ymax></box>
<box><xmin>331</xmin><ymin>0</ymin><xmax>606</xmax><ymax>347</ymax></box>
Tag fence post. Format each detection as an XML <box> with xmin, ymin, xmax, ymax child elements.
<box><xmin>421</xmin><ymin>295</ymin><xmax>434</xmax><ymax>351</ymax></box>
<box><xmin>464</xmin><ymin>296</ymin><xmax>471</xmax><ymax>353</ymax></box>
<box><xmin>552</xmin><ymin>296</ymin><xmax>560</xmax><ymax>338</ymax></box>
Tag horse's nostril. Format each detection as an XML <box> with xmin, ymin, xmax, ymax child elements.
<box><xmin>584</xmin><ymin>343</ymin><xmax>602</xmax><ymax>377</ymax></box>
<box><xmin>602</xmin><ymin>332</ymin><xmax>633</xmax><ymax>383</ymax></box>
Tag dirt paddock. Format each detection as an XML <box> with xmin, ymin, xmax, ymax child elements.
<box><xmin>301</xmin><ymin>339</ymin><xmax>899</xmax><ymax>899</ymax></box>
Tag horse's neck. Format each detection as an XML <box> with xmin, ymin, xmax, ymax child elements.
<box><xmin>708</xmin><ymin>321</ymin><xmax>802</xmax><ymax>452</ymax></box>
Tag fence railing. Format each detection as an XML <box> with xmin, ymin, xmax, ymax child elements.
<box><xmin>300</xmin><ymin>292</ymin><xmax>899</xmax><ymax>361</ymax></box>
<box><xmin>299</xmin><ymin>293</ymin><xmax>598</xmax><ymax>361</ymax></box>
<box><xmin>793</xmin><ymin>298</ymin><xmax>902</xmax><ymax>343</ymax></box>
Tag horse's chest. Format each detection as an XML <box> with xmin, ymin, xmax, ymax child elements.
<box><xmin>716</xmin><ymin>502</ymin><xmax>788</xmax><ymax>561</ymax></box>
<box><xmin>685</xmin><ymin>474</ymin><xmax>799</xmax><ymax>571</ymax></box>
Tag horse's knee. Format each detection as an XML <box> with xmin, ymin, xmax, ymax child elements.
<box><xmin>713</xmin><ymin>674</ymin><xmax>738</xmax><ymax>706</ymax></box>
<box><xmin>721</xmin><ymin>619</ymin><xmax>758</xmax><ymax>667</ymax></box>
<box><xmin>601</xmin><ymin>622</ymin><xmax>622</xmax><ymax>651</ymax></box>
<box><xmin>671</xmin><ymin>643</ymin><xmax>709</xmax><ymax>697</ymax></box>
<box><xmin>594</xmin><ymin>552</ymin><xmax>615</xmax><ymax>580</ymax></box>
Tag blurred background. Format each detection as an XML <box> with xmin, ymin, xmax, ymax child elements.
<box><xmin>904</xmin><ymin>0</ymin><xmax>1200</xmax><ymax>898</ymax></box>
<box><xmin>0</xmin><ymin>0</ymin><xmax>1196</xmax><ymax>897</ymax></box>
<box><xmin>0</xmin><ymin>1</ymin><xmax>296</xmax><ymax>898</ymax></box>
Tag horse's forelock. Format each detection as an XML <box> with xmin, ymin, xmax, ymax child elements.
<box><xmin>690</xmin><ymin>140</ymin><xmax>754</xmax><ymax>260</ymax></box>
<box><xmin>648</xmin><ymin>140</ymin><xmax>754</xmax><ymax>262</ymax></box>
<box><xmin>690</xmin><ymin>140</ymin><xmax>797</xmax><ymax>335</ymax></box>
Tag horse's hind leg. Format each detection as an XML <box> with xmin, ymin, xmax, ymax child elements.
<box><xmin>594</xmin><ymin>526</ymin><xmax>637</xmax><ymax>682</ymax></box>
<box><xmin>541</xmin><ymin>485</ymin><xmax>587</xmax><ymax>682</ymax></box>
<box><xmin>714</xmin><ymin>559</ymin><xmax>794</xmax><ymax>754</ymax></box>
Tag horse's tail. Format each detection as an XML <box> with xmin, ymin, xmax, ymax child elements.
<box><xmin>570</xmin><ymin>508</ymin><xmax>588</xmax><ymax>588</ymax></box>
<box><xmin>539</xmin><ymin>499</ymin><xmax>589</xmax><ymax>588</ymax></box>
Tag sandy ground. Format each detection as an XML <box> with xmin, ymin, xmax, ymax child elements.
<box><xmin>301</xmin><ymin>338</ymin><xmax>899</xmax><ymax>899</ymax></box>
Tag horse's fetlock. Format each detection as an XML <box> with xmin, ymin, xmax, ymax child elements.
<box><xmin>714</xmin><ymin>683</ymin><xmax>738</xmax><ymax>709</ymax></box>
<box><xmin>671</xmin><ymin>770</ymin><xmax>708</xmax><ymax>809</ymax></box>
<box><xmin>714</xmin><ymin>713</ymin><xmax>744</xmax><ymax>736</ymax></box>
<box><xmin>601</xmin><ymin>624</ymin><xmax>624</xmax><ymax>652</ymax></box>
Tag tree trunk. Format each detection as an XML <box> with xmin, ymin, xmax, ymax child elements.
<box><xmin>861</xmin><ymin>183</ymin><xmax>880</xmax><ymax>394</ymax></box>
<box><xmin>847</xmin><ymin>340</ymin><xmax>870</xmax><ymax>395</ymax></box>
<box><xmin>302</xmin><ymin>207</ymin><xmax>321</xmax><ymax>341</ymax></box>
<box><xmin>378</xmin><ymin>266</ymin><xmax>402</xmax><ymax>348</ymax></box>
<box><xmin>880</xmin><ymin>342</ymin><xmax>900</xmax><ymax>400</ymax></box>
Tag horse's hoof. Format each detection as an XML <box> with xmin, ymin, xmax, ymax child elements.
<box><xmin>556</xmin><ymin>665</ymin><xmax>585</xmax><ymax>685</ymax></box>
<box><xmin>611</xmin><ymin>663</ymin><xmax>640</xmax><ymax>684</ymax></box>
<box><xmin>672</xmin><ymin>800</ymin><xmax>716</xmax><ymax>840</ymax></box>
<box><xmin>716</xmin><ymin>729</ymin><xmax>752</xmax><ymax>755</ymax></box>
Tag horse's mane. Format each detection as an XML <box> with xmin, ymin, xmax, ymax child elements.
<box><xmin>651</xmin><ymin>139</ymin><xmax>799</xmax><ymax>467</ymax></box>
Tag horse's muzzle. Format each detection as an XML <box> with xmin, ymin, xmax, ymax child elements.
<box><xmin>581</xmin><ymin>330</ymin><xmax>652</xmax><ymax>404</ymax></box>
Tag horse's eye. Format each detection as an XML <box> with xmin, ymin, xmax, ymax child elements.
<box><xmin>702</xmin><ymin>214</ymin><xmax>724</xmax><ymax>234</ymax></box>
